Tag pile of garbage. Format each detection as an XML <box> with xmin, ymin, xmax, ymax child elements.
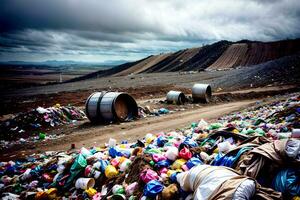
<box><xmin>139</xmin><ymin>106</ymin><xmax>171</xmax><ymax>118</ymax></box>
<box><xmin>0</xmin><ymin>95</ymin><xmax>299</xmax><ymax>199</ymax></box>
<box><xmin>218</xmin><ymin>95</ymin><xmax>300</xmax><ymax>139</ymax></box>
<box><xmin>0</xmin><ymin>104</ymin><xmax>86</xmax><ymax>141</ymax></box>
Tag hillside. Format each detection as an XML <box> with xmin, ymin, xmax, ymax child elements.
<box><xmin>67</xmin><ymin>39</ymin><xmax>300</xmax><ymax>82</ymax></box>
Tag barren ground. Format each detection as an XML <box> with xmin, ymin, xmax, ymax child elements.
<box><xmin>1</xmin><ymin>99</ymin><xmax>257</xmax><ymax>161</ymax></box>
<box><xmin>1</xmin><ymin>69</ymin><xmax>299</xmax><ymax>161</ymax></box>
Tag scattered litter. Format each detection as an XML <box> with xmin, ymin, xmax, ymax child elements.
<box><xmin>0</xmin><ymin>94</ymin><xmax>300</xmax><ymax>199</ymax></box>
<box><xmin>0</xmin><ymin>104</ymin><xmax>86</xmax><ymax>141</ymax></box>
<box><xmin>0</xmin><ymin>105</ymin><xmax>86</xmax><ymax>150</ymax></box>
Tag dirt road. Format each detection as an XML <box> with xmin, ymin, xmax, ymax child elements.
<box><xmin>1</xmin><ymin>100</ymin><xmax>257</xmax><ymax>160</ymax></box>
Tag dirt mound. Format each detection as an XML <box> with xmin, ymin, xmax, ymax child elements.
<box><xmin>66</xmin><ymin>39</ymin><xmax>300</xmax><ymax>82</ymax></box>
<box><xmin>178</xmin><ymin>40</ymin><xmax>231</xmax><ymax>71</ymax></box>
<box><xmin>143</xmin><ymin>41</ymin><xmax>230</xmax><ymax>73</ymax></box>
<box><xmin>209</xmin><ymin>39</ymin><xmax>300</xmax><ymax>69</ymax></box>
<box><xmin>143</xmin><ymin>47</ymin><xmax>201</xmax><ymax>73</ymax></box>
<box><xmin>208</xmin><ymin>43</ymin><xmax>248</xmax><ymax>69</ymax></box>
<box><xmin>114</xmin><ymin>53</ymin><xmax>171</xmax><ymax>76</ymax></box>
<box><xmin>208</xmin><ymin>54</ymin><xmax>300</xmax><ymax>90</ymax></box>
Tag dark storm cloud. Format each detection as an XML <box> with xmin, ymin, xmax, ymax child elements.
<box><xmin>0</xmin><ymin>0</ymin><xmax>159</xmax><ymax>33</ymax></box>
<box><xmin>0</xmin><ymin>0</ymin><xmax>300</xmax><ymax>61</ymax></box>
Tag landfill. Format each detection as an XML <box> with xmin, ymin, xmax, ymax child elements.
<box><xmin>0</xmin><ymin>104</ymin><xmax>86</xmax><ymax>142</ymax></box>
<box><xmin>138</xmin><ymin>106</ymin><xmax>171</xmax><ymax>118</ymax></box>
<box><xmin>0</xmin><ymin>94</ymin><xmax>299</xmax><ymax>199</ymax></box>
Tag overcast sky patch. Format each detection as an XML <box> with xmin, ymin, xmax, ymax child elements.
<box><xmin>0</xmin><ymin>0</ymin><xmax>299</xmax><ymax>62</ymax></box>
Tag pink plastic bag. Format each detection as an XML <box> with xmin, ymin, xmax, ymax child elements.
<box><xmin>152</xmin><ymin>154</ymin><xmax>166</xmax><ymax>162</ymax></box>
<box><xmin>110</xmin><ymin>158</ymin><xmax>120</xmax><ymax>167</ymax></box>
<box><xmin>140</xmin><ymin>169</ymin><xmax>159</xmax><ymax>183</ymax></box>
<box><xmin>125</xmin><ymin>182</ymin><xmax>138</xmax><ymax>195</ymax></box>
<box><xmin>159</xmin><ymin>167</ymin><xmax>168</xmax><ymax>175</ymax></box>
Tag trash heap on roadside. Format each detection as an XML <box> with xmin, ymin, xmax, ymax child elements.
<box><xmin>139</xmin><ymin>106</ymin><xmax>171</xmax><ymax>118</ymax></box>
<box><xmin>1</xmin><ymin>95</ymin><xmax>300</xmax><ymax>199</ymax></box>
<box><xmin>0</xmin><ymin>104</ymin><xmax>86</xmax><ymax>141</ymax></box>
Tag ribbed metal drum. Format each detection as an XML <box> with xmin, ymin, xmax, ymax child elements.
<box><xmin>85</xmin><ymin>91</ymin><xmax>138</xmax><ymax>123</ymax></box>
<box><xmin>192</xmin><ymin>84</ymin><xmax>212</xmax><ymax>103</ymax></box>
<box><xmin>166</xmin><ymin>90</ymin><xmax>186</xmax><ymax>104</ymax></box>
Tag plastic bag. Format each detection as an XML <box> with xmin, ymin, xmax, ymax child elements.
<box><xmin>105</xmin><ymin>165</ymin><xmax>118</xmax><ymax>179</ymax></box>
<box><xmin>197</xmin><ymin>119</ymin><xmax>208</xmax><ymax>130</ymax></box>
<box><xmin>112</xmin><ymin>185</ymin><xmax>125</xmax><ymax>194</ymax></box>
<box><xmin>285</xmin><ymin>139</ymin><xmax>300</xmax><ymax>160</ymax></box>
<box><xmin>99</xmin><ymin>160</ymin><xmax>109</xmax><ymax>173</ymax></box>
<box><xmin>255</xmin><ymin>128</ymin><xmax>265</xmax><ymax>136</ymax></box>
<box><xmin>176</xmin><ymin>165</ymin><xmax>238</xmax><ymax>200</ymax></box>
<box><xmin>154</xmin><ymin>160</ymin><xmax>171</xmax><ymax>168</ymax></box>
<box><xmin>157</xmin><ymin>136</ymin><xmax>167</xmax><ymax>147</ymax></box>
<box><xmin>232</xmin><ymin>179</ymin><xmax>256</xmax><ymax>200</ymax></box>
<box><xmin>186</xmin><ymin>158</ymin><xmax>203</xmax><ymax>169</ymax></box>
<box><xmin>166</xmin><ymin>147</ymin><xmax>179</xmax><ymax>161</ymax></box>
<box><xmin>126</xmin><ymin>182</ymin><xmax>138</xmax><ymax>196</ymax></box>
<box><xmin>119</xmin><ymin>159</ymin><xmax>131</xmax><ymax>172</ymax></box>
<box><xmin>64</xmin><ymin>154</ymin><xmax>87</xmax><ymax>189</ymax></box>
<box><xmin>140</xmin><ymin>169</ymin><xmax>159</xmax><ymax>183</ymax></box>
<box><xmin>179</xmin><ymin>147</ymin><xmax>192</xmax><ymax>160</ymax></box>
<box><xmin>172</xmin><ymin>159</ymin><xmax>187</xmax><ymax>170</ymax></box>
<box><xmin>272</xmin><ymin>169</ymin><xmax>300</xmax><ymax>196</ymax></box>
<box><xmin>143</xmin><ymin>180</ymin><xmax>164</xmax><ymax>198</ymax></box>
<box><xmin>109</xmin><ymin>147</ymin><xmax>121</xmax><ymax>158</ymax></box>
<box><xmin>152</xmin><ymin>154</ymin><xmax>166</xmax><ymax>162</ymax></box>
<box><xmin>182</xmin><ymin>138</ymin><xmax>198</xmax><ymax>148</ymax></box>
<box><xmin>162</xmin><ymin>184</ymin><xmax>179</xmax><ymax>200</ymax></box>
<box><xmin>209</xmin><ymin>123</ymin><xmax>222</xmax><ymax>130</ymax></box>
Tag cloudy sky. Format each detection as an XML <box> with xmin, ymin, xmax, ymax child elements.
<box><xmin>0</xmin><ymin>0</ymin><xmax>300</xmax><ymax>62</ymax></box>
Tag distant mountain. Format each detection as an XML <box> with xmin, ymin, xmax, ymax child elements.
<box><xmin>0</xmin><ymin>59</ymin><xmax>129</xmax><ymax>67</ymax></box>
<box><xmin>68</xmin><ymin>38</ymin><xmax>300</xmax><ymax>82</ymax></box>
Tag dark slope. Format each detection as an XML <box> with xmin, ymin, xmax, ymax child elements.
<box><xmin>208</xmin><ymin>54</ymin><xmax>300</xmax><ymax>90</ymax></box>
<box><xmin>67</xmin><ymin>38</ymin><xmax>300</xmax><ymax>82</ymax></box>
<box><xmin>143</xmin><ymin>41</ymin><xmax>231</xmax><ymax>73</ymax></box>
<box><xmin>209</xmin><ymin>39</ymin><xmax>300</xmax><ymax>69</ymax></box>
<box><xmin>142</xmin><ymin>49</ymin><xmax>184</xmax><ymax>73</ymax></box>
<box><xmin>174</xmin><ymin>40</ymin><xmax>231</xmax><ymax>71</ymax></box>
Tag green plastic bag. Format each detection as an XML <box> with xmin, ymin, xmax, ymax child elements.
<box><xmin>145</xmin><ymin>148</ymin><xmax>161</xmax><ymax>154</ymax></box>
<box><xmin>39</xmin><ymin>132</ymin><xmax>46</xmax><ymax>140</ymax></box>
<box><xmin>246</xmin><ymin>128</ymin><xmax>255</xmax><ymax>135</ymax></box>
<box><xmin>209</xmin><ymin>123</ymin><xmax>222</xmax><ymax>130</ymax></box>
<box><xmin>254</xmin><ymin>118</ymin><xmax>265</xmax><ymax>126</ymax></box>
<box><xmin>64</xmin><ymin>154</ymin><xmax>87</xmax><ymax>189</ymax></box>
<box><xmin>255</xmin><ymin>128</ymin><xmax>265</xmax><ymax>136</ymax></box>
<box><xmin>191</xmin><ymin>122</ymin><xmax>197</xmax><ymax>128</ymax></box>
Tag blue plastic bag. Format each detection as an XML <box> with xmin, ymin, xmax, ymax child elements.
<box><xmin>170</xmin><ymin>172</ymin><xmax>178</xmax><ymax>183</ymax></box>
<box><xmin>143</xmin><ymin>180</ymin><xmax>164</xmax><ymax>197</ymax></box>
<box><xmin>155</xmin><ymin>160</ymin><xmax>171</xmax><ymax>168</ymax></box>
<box><xmin>182</xmin><ymin>138</ymin><xmax>198</xmax><ymax>148</ymax></box>
<box><xmin>109</xmin><ymin>147</ymin><xmax>123</xmax><ymax>158</ymax></box>
<box><xmin>158</xmin><ymin>108</ymin><xmax>169</xmax><ymax>114</ymax></box>
<box><xmin>99</xmin><ymin>160</ymin><xmax>109</xmax><ymax>173</ymax></box>
<box><xmin>186</xmin><ymin>157</ymin><xmax>203</xmax><ymax>169</ymax></box>
<box><xmin>272</xmin><ymin>169</ymin><xmax>300</xmax><ymax>196</ymax></box>
<box><xmin>157</xmin><ymin>136</ymin><xmax>167</xmax><ymax>147</ymax></box>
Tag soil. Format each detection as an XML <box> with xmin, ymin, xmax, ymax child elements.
<box><xmin>66</xmin><ymin>39</ymin><xmax>300</xmax><ymax>80</ymax></box>
<box><xmin>1</xmin><ymin>85</ymin><xmax>299</xmax><ymax>161</ymax></box>
<box><xmin>0</xmin><ymin>99</ymin><xmax>268</xmax><ymax>161</ymax></box>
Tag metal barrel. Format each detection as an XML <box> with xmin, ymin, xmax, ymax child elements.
<box><xmin>85</xmin><ymin>91</ymin><xmax>138</xmax><ymax>123</ymax></box>
<box><xmin>166</xmin><ymin>90</ymin><xmax>186</xmax><ymax>104</ymax></box>
<box><xmin>192</xmin><ymin>84</ymin><xmax>212</xmax><ymax>103</ymax></box>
